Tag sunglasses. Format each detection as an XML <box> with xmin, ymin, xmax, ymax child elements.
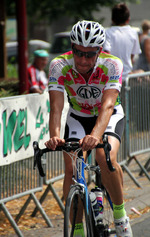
<box><xmin>72</xmin><ymin>46</ymin><xmax>100</xmax><ymax>58</ymax></box>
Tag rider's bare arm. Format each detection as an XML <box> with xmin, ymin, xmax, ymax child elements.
<box><xmin>45</xmin><ymin>90</ymin><xmax>65</xmax><ymax>150</ymax></box>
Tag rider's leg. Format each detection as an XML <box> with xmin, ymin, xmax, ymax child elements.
<box><xmin>63</xmin><ymin>151</ymin><xmax>74</xmax><ymax>201</ymax></box>
<box><xmin>96</xmin><ymin>135</ymin><xmax>133</xmax><ymax>237</ymax></box>
<box><xmin>96</xmin><ymin>135</ymin><xmax>124</xmax><ymax>206</ymax></box>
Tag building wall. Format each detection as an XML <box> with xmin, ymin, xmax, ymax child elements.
<box><xmin>95</xmin><ymin>0</ymin><xmax>150</xmax><ymax>30</ymax></box>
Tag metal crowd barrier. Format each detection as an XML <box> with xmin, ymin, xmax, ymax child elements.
<box><xmin>124</xmin><ymin>72</ymin><xmax>150</xmax><ymax>183</ymax></box>
<box><xmin>31</xmin><ymin>151</ymin><xmax>65</xmax><ymax>218</ymax></box>
<box><xmin>117</xmin><ymin>78</ymin><xmax>142</xmax><ymax>187</ymax></box>
<box><xmin>0</xmin><ymin>156</ymin><xmax>53</xmax><ymax>237</ymax></box>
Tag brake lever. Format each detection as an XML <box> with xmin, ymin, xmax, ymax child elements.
<box><xmin>33</xmin><ymin>141</ymin><xmax>45</xmax><ymax>177</ymax></box>
<box><xmin>103</xmin><ymin>135</ymin><xmax>115</xmax><ymax>172</ymax></box>
<box><xmin>33</xmin><ymin>141</ymin><xmax>38</xmax><ymax>169</ymax></box>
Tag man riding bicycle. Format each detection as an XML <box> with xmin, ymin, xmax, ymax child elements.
<box><xmin>45</xmin><ymin>20</ymin><xmax>133</xmax><ymax>237</ymax></box>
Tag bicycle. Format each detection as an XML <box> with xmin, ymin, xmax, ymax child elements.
<box><xmin>33</xmin><ymin>135</ymin><xmax>116</xmax><ymax>237</ymax></box>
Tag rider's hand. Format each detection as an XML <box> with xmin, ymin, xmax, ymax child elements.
<box><xmin>79</xmin><ymin>135</ymin><xmax>100</xmax><ymax>151</ymax></box>
<box><xmin>44</xmin><ymin>137</ymin><xmax>65</xmax><ymax>150</ymax></box>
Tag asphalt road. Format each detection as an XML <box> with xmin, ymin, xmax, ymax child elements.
<box><xmin>7</xmin><ymin>213</ymin><xmax>150</xmax><ymax>237</ymax></box>
<box><xmin>131</xmin><ymin>213</ymin><xmax>150</xmax><ymax>237</ymax></box>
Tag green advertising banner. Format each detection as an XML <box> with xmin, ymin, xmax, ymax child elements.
<box><xmin>0</xmin><ymin>93</ymin><xmax>69</xmax><ymax>166</ymax></box>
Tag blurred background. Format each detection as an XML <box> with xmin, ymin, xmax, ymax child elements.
<box><xmin>0</xmin><ymin>0</ymin><xmax>150</xmax><ymax>94</ymax></box>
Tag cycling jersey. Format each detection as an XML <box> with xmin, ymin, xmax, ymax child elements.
<box><xmin>28</xmin><ymin>65</ymin><xmax>48</xmax><ymax>92</ymax></box>
<box><xmin>48</xmin><ymin>51</ymin><xmax>123</xmax><ymax>117</ymax></box>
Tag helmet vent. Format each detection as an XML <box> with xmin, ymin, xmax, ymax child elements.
<box><xmin>70</xmin><ymin>20</ymin><xmax>105</xmax><ymax>47</ymax></box>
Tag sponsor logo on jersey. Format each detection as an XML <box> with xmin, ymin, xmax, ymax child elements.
<box><xmin>110</xmin><ymin>75</ymin><xmax>119</xmax><ymax>80</ymax></box>
<box><xmin>77</xmin><ymin>86</ymin><xmax>101</xmax><ymax>99</ymax></box>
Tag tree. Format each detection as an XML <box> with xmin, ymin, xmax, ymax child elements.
<box><xmin>6</xmin><ymin>0</ymin><xmax>139</xmax><ymax>24</ymax></box>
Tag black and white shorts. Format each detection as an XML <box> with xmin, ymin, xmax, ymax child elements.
<box><xmin>64</xmin><ymin>105</ymin><xmax>125</xmax><ymax>143</ymax></box>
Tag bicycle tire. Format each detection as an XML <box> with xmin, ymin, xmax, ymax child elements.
<box><xmin>64</xmin><ymin>185</ymin><xmax>94</xmax><ymax>237</ymax></box>
<box><xmin>102</xmin><ymin>188</ymin><xmax>116</xmax><ymax>236</ymax></box>
<box><xmin>94</xmin><ymin>163</ymin><xmax>116</xmax><ymax>236</ymax></box>
<box><xmin>92</xmin><ymin>188</ymin><xmax>116</xmax><ymax>237</ymax></box>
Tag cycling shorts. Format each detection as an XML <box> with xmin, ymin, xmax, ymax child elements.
<box><xmin>64</xmin><ymin>104</ymin><xmax>124</xmax><ymax>143</ymax></box>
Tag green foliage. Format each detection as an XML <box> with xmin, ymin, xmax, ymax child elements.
<box><xmin>7</xmin><ymin>63</ymin><xmax>18</xmax><ymax>79</ymax></box>
<box><xmin>0</xmin><ymin>79</ymin><xmax>19</xmax><ymax>97</ymax></box>
<box><xmin>6</xmin><ymin>0</ymin><xmax>139</xmax><ymax>23</ymax></box>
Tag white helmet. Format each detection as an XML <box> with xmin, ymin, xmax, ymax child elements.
<box><xmin>70</xmin><ymin>20</ymin><xmax>105</xmax><ymax>47</ymax></box>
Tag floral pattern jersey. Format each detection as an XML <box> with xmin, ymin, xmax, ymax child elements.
<box><xmin>48</xmin><ymin>51</ymin><xmax>123</xmax><ymax>117</ymax></box>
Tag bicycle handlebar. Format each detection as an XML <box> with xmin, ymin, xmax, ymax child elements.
<box><xmin>33</xmin><ymin>135</ymin><xmax>115</xmax><ymax>177</ymax></box>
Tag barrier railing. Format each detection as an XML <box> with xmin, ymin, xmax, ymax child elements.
<box><xmin>31</xmin><ymin>151</ymin><xmax>65</xmax><ymax>218</ymax></box>
<box><xmin>0</xmin><ymin>157</ymin><xmax>52</xmax><ymax>237</ymax></box>
<box><xmin>117</xmin><ymin>79</ymin><xmax>142</xmax><ymax>187</ymax></box>
<box><xmin>124</xmin><ymin>72</ymin><xmax>150</xmax><ymax>181</ymax></box>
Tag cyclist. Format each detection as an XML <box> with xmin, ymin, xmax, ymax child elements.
<box><xmin>45</xmin><ymin>20</ymin><xmax>133</xmax><ymax>237</ymax></box>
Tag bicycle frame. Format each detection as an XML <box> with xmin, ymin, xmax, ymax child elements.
<box><xmin>33</xmin><ymin>135</ymin><xmax>116</xmax><ymax>237</ymax></box>
<box><xmin>74</xmin><ymin>155</ymin><xmax>91</xmax><ymax>217</ymax></box>
<box><xmin>67</xmin><ymin>151</ymin><xmax>96</xmax><ymax>237</ymax></box>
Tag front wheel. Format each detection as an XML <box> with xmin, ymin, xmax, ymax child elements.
<box><xmin>92</xmin><ymin>188</ymin><xmax>116</xmax><ymax>237</ymax></box>
<box><xmin>64</xmin><ymin>185</ymin><xmax>94</xmax><ymax>237</ymax></box>
<box><xmin>102</xmin><ymin>189</ymin><xmax>116</xmax><ymax>236</ymax></box>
